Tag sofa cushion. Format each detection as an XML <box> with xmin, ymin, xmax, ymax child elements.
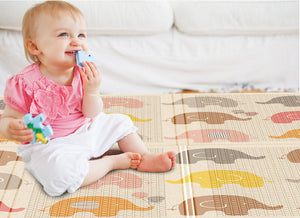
<box><xmin>73</xmin><ymin>0</ymin><xmax>173</xmax><ymax>35</ymax></box>
<box><xmin>172</xmin><ymin>0</ymin><xmax>299</xmax><ymax>35</ymax></box>
<box><xmin>0</xmin><ymin>0</ymin><xmax>173</xmax><ymax>35</ymax></box>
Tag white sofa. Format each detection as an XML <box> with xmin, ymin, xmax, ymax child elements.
<box><xmin>0</xmin><ymin>0</ymin><xmax>299</xmax><ymax>95</ymax></box>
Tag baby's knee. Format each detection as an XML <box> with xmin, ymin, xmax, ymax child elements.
<box><xmin>33</xmin><ymin>158</ymin><xmax>89</xmax><ymax>196</ymax></box>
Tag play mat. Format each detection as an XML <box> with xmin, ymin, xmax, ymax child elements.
<box><xmin>0</xmin><ymin>93</ymin><xmax>299</xmax><ymax>217</ymax></box>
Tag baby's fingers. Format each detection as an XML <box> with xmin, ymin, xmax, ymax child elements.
<box><xmin>89</xmin><ymin>62</ymin><xmax>101</xmax><ymax>79</ymax></box>
<box><xmin>11</xmin><ymin>130</ymin><xmax>34</xmax><ymax>143</ymax></box>
<box><xmin>82</xmin><ymin>61</ymin><xmax>94</xmax><ymax>80</ymax></box>
<box><xmin>79</xmin><ymin>67</ymin><xmax>87</xmax><ymax>81</ymax></box>
<box><xmin>85</xmin><ymin>62</ymin><xmax>101</xmax><ymax>84</ymax></box>
<box><xmin>8</xmin><ymin>119</ymin><xmax>33</xmax><ymax>142</ymax></box>
<box><xmin>9</xmin><ymin>119</ymin><xmax>27</xmax><ymax>130</ymax></box>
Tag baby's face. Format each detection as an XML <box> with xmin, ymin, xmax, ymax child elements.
<box><xmin>33</xmin><ymin>12</ymin><xmax>88</xmax><ymax>68</ymax></box>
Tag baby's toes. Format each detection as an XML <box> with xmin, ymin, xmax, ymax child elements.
<box><xmin>130</xmin><ymin>158</ymin><xmax>140</xmax><ymax>169</ymax></box>
<box><xmin>131</xmin><ymin>153</ymin><xmax>141</xmax><ymax>160</ymax></box>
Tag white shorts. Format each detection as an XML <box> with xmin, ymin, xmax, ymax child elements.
<box><xmin>17</xmin><ymin>112</ymin><xmax>137</xmax><ymax>196</ymax></box>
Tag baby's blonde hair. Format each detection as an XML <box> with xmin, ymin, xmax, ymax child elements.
<box><xmin>22</xmin><ymin>0</ymin><xmax>85</xmax><ymax>63</ymax></box>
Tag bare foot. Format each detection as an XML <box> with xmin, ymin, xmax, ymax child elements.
<box><xmin>137</xmin><ymin>151</ymin><xmax>176</xmax><ymax>172</ymax></box>
<box><xmin>109</xmin><ymin>152</ymin><xmax>141</xmax><ymax>170</ymax></box>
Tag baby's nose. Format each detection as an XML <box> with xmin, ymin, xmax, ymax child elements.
<box><xmin>70</xmin><ymin>37</ymin><xmax>80</xmax><ymax>46</ymax></box>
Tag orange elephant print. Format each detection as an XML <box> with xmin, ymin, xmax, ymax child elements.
<box><xmin>41</xmin><ymin>196</ymin><xmax>154</xmax><ymax>217</ymax></box>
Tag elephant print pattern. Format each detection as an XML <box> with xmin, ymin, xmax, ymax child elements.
<box><xmin>164</xmin><ymin>129</ymin><xmax>250</xmax><ymax>143</ymax></box>
<box><xmin>82</xmin><ymin>171</ymin><xmax>144</xmax><ymax>189</ymax></box>
<box><xmin>176</xmin><ymin>148</ymin><xmax>265</xmax><ymax>164</ymax></box>
<box><xmin>178</xmin><ymin>195</ymin><xmax>283</xmax><ymax>216</ymax></box>
<box><xmin>265</xmin><ymin>111</ymin><xmax>300</xmax><ymax>123</ymax></box>
<box><xmin>256</xmin><ymin>95</ymin><xmax>300</xmax><ymax>107</ymax></box>
<box><xmin>163</xmin><ymin>96</ymin><xmax>239</xmax><ymax>107</ymax></box>
<box><xmin>102</xmin><ymin>97</ymin><xmax>147</xmax><ymax>109</ymax></box>
<box><xmin>40</xmin><ymin>196</ymin><xmax>154</xmax><ymax>217</ymax></box>
<box><xmin>170</xmin><ymin>112</ymin><xmax>251</xmax><ymax>124</ymax></box>
<box><xmin>166</xmin><ymin>170</ymin><xmax>270</xmax><ymax>188</ymax></box>
<box><xmin>0</xmin><ymin>150</ymin><xmax>22</xmax><ymax>166</ymax></box>
<box><xmin>269</xmin><ymin>129</ymin><xmax>300</xmax><ymax>139</ymax></box>
<box><xmin>286</xmin><ymin>149</ymin><xmax>300</xmax><ymax>163</ymax></box>
<box><xmin>0</xmin><ymin>173</ymin><xmax>22</xmax><ymax>190</ymax></box>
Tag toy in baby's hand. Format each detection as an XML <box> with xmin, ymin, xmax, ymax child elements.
<box><xmin>23</xmin><ymin>113</ymin><xmax>53</xmax><ymax>144</ymax></box>
<box><xmin>76</xmin><ymin>50</ymin><xmax>99</xmax><ymax>67</ymax></box>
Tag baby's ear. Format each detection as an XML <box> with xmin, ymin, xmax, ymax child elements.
<box><xmin>25</xmin><ymin>39</ymin><xmax>41</xmax><ymax>56</ymax></box>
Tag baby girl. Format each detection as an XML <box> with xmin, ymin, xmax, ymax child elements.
<box><xmin>0</xmin><ymin>1</ymin><xmax>175</xmax><ymax>196</ymax></box>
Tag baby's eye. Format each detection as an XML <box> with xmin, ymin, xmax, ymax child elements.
<box><xmin>58</xmin><ymin>32</ymin><xmax>68</xmax><ymax>37</ymax></box>
<box><xmin>78</xmin><ymin>33</ymin><xmax>86</xmax><ymax>38</ymax></box>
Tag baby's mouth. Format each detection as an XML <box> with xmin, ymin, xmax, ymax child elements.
<box><xmin>65</xmin><ymin>51</ymin><xmax>77</xmax><ymax>56</ymax></box>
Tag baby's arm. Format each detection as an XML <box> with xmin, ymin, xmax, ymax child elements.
<box><xmin>80</xmin><ymin>61</ymin><xmax>103</xmax><ymax>118</ymax></box>
<box><xmin>0</xmin><ymin>105</ymin><xmax>33</xmax><ymax>142</ymax></box>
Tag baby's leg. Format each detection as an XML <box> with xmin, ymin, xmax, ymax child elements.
<box><xmin>80</xmin><ymin>152</ymin><xmax>141</xmax><ymax>187</ymax></box>
<box><xmin>118</xmin><ymin>133</ymin><xmax>176</xmax><ymax>172</ymax></box>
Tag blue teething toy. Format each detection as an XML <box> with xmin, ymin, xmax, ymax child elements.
<box><xmin>76</xmin><ymin>50</ymin><xmax>99</xmax><ymax>67</ymax></box>
<box><xmin>23</xmin><ymin>113</ymin><xmax>53</xmax><ymax>144</ymax></box>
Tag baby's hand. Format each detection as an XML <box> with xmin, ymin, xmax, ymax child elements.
<box><xmin>7</xmin><ymin>119</ymin><xmax>33</xmax><ymax>143</ymax></box>
<box><xmin>79</xmin><ymin>61</ymin><xmax>101</xmax><ymax>94</ymax></box>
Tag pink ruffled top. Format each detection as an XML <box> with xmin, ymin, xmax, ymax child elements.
<box><xmin>4</xmin><ymin>63</ymin><xmax>91</xmax><ymax>139</ymax></box>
